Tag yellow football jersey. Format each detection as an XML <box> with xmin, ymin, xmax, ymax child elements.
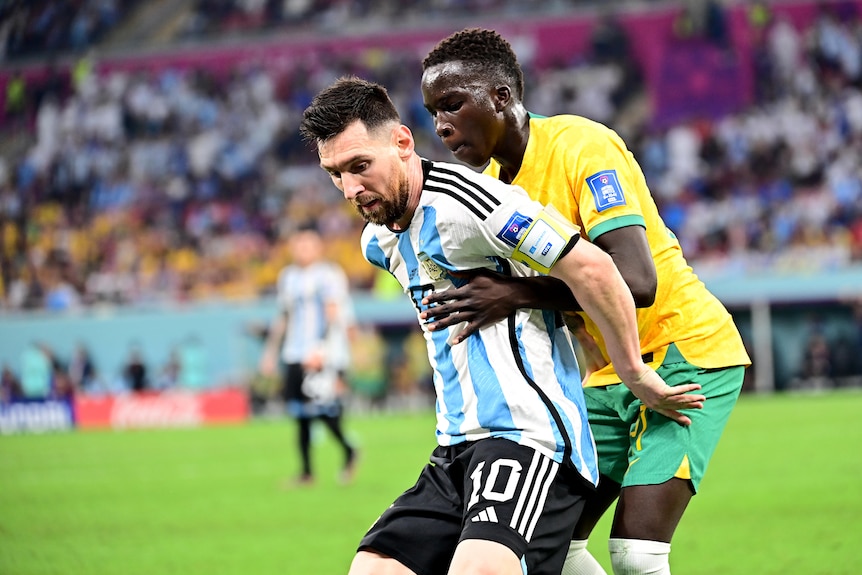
<box><xmin>485</xmin><ymin>114</ymin><xmax>751</xmax><ymax>387</ymax></box>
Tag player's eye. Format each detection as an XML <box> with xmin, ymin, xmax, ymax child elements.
<box><xmin>443</xmin><ymin>101</ymin><xmax>463</xmax><ymax>113</ymax></box>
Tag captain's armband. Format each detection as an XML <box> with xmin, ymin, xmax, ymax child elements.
<box><xmin>512</xmin><ymin>205</ymin><xmax>580</xmax><ymax>274</ymax></box>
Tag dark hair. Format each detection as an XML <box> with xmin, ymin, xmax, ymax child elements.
<box><xmin>422</xmin><ymin>28</ymin><xmax>524</xmax><ymax>99</ymax></box>
<box><xmin>299</xmin><ymin>76</ymin><xmax>401</xmax><ymax>144</ymax></box>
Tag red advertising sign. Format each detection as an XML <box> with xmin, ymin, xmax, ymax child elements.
<box><xmin>74</xmin><ymin>388</ymin><xmax>250</xmax><ymax>429</ymax></box>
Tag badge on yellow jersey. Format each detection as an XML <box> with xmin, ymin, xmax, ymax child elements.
<box><xmin>587</xmin><ymin>169</ymin><xmax>626</xmax><ymax>211</ymax></box>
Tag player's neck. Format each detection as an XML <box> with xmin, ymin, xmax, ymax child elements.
<box><xmin>495</xmin><ymin>105</ymin><xmax>530</xmax><ymax>184</ymax></box>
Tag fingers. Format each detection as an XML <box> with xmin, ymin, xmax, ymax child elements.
<box><xmin>420</xmin><ymin>301</ymin><xmax>457</xmax><ymax>321</ymax></box>
<box><xmin>421</xmin><ymin>312</ymin><xmax>462</xmax><ymax>331</ymax></box>
<box><xmin>448</xmin><ymin>323</ymin><xmax>478</xmax><ymax>345</ymax></box>
<box><xmin>658</xmin><ymin>409</ymin><xmax>692</xmax><ymax>426</ymax></box>
<box><xmin>422</xmin><ymin>284</ymin><xmax>471</xmax><ymax>307</ymax></box>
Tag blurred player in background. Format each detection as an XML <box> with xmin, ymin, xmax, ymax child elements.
<box><xmin>420</xmin><ymin>28</ymin><xmax>751</xmax><ymax>575</ymax></box>
<box><xmin>300</xmin><ymin>76</ymin><xmax>702</xmax><ymax>575</ymax></box>
<box><xmin>260</xmin><ymin>223</ymin><xmax>358</xmax><ymax>486</ymax></box>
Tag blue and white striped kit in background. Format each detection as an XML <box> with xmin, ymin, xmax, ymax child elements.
<box><xmin>276</xmin><ymin>260</ymin><xmax>354</xmax><ymax>372</ymax></box>
<box><xmin>361</xmin><ymin>159</ymin><xmax>599</xmax><ymax>486</ymax></box>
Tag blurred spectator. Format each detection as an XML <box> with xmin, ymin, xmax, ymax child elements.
<box><xmin>1</xmin><ymin>1</ymin><xmax>139</xmax><ymax>63</ymax></box>
<box><xmin>123</xmin><ymin>343</ymin><xmax>148</xmax><ymax>392</ymax></box>
<box><xmin>673</xmin><ymin>0</ymin><xmax>730</xmax><ymax>48</ymax></box>
<box><xmin>178</xmin><ymin>335</ymin><xmax>209</xmax><ymax>389</ymax></box>
<box><xmin>19</xmin><ymin>341</ymin><xmax>52</xmax><ymax>399</ymax></box>
<box><xmin>154</xmin><ymin>347</ymin><xmax>180</xmax><ymax>390</ymax></box>
<box><xmin>68</xmin><ymin>341</ymin><xmax>99</xmax><ymax>393</ymax></box>
<box><xmin>0</xmin><ymin>362</ymin><xmax>23</xmax><ymax>402</ymax></box>
<box><xmin>4</xmin><ymin>69</ymin><xmax>27</xmax><ymax>129</ymax></box>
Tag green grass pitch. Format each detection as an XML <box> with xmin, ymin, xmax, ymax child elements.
<box><xmin>1</xmin><ymin>389</ymin><xmax>860</xmax><ymax>574</ymax></box>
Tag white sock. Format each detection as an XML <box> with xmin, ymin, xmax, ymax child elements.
<box><xmin>608</xmin><ymin>538</ymin><xmax>671</xmax><ymax>575</ymax></box>
<box><xmin>562</xmin><ymin>539</ymin><xmax>608</xmax><ymax>575</ymax></box>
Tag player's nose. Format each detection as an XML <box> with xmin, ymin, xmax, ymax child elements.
<box><xmin>435</xmin><ymin>116</ymin><xmax>453</xmax><ymax>139</ymax></box>
<box><xmin>341</xmin><ymin>173</ymin><xmax>364</xmax><ymax>199</ymax></box>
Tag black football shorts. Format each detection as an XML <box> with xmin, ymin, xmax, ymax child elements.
<box><xmin>357</xmin><ymin>437</ymin><xmax>592</xmax><ymax>575</ymax></box>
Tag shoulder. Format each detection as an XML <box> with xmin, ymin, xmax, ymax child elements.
<box><xmin>532</xmin><ymin>114</ymin><xmax>619</xmax><ymax>144</ymax></box>
<box><xmin>424</xmin><ymin>160</ymin><xmax>517</xmax><ymax>214</ymax></box>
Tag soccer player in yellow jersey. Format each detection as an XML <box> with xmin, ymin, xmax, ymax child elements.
<box><xmin>420</xmin><ymin>28</ymin><xmax>751</xmax><ymax>575</ymax></box>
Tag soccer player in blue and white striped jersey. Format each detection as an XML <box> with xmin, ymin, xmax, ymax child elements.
<box><xmin>260</xmin><ymin>224</ymin><xmax>358</xmax><ymax>486</ymax></box>
<box><xmin>299</xmin><ymin>77</ymin><xmax>685</xmax><ymax>575</ymax></box>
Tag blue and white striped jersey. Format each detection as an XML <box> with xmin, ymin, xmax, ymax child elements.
<box><xmin>276</xmin><ymin>261</ymin><xmax>355</xmax><ymax>370</ymax></box>
<box><xmin>360</xmin><ymin>159</ymin><xmax>598</xmax><ymax>485</ymax></box>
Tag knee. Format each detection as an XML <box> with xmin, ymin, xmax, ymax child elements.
<box><xmin>608</xmin><ymin>538</ymin><xmax>670</xmax><ymax>575</ymax></box>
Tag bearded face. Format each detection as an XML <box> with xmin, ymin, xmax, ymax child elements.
<box><xmin>353</xmin><ymin>164</ymin><xmax>410</xmax><ymax>226</ymax></box>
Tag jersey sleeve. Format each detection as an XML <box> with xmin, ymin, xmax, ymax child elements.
<box><xmin>574</xmin><ymin>128</ymin><xmax>648</xmax><ymax>241</ymax></box>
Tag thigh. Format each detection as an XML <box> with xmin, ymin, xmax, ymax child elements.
<box><xmin>459</xmin><ymin>439</ymin><xmax>591</xmax><ymax>575</ymax></box>
<box><xmin>622</xmin><ymin>364</ymin><xmax>744</xmax><ymax>492</ymax></box>
<box><xmin>349</xmin><ymin>550</ymin><xmax>419</xmax><ymax>575</ymax></box>
<box><xmin>357</xmin><ymin>448</ymin><xmax>463</xmax><ymax>575</ymax></box>
<box><xmin>448</xmin><ymin>539</ymin><xmax>521</xmax><ymax>575</ymax></box>
<box><xmin>584</xmin><ymin>385</ymin><xmax>633</xmax><ymax>485</ymax></box>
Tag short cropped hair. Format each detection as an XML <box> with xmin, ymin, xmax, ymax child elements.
<box><xmin>299</xmin><ymin>76</ymin><xmax>401</xmax><ymax>144</ymax></box>
<box><xmin>422</xmin><ymin>28</ymin><xmax>524</xmax><ymax>100</ymax></box>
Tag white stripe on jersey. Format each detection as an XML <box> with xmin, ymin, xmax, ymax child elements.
<box><xmin>360</xmin><ymin>159</ymin><xmax>598</xmax><ymax>486</ymax></box>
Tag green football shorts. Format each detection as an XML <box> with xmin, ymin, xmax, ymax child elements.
<box><xmin>584</xmin><ymin>344</ymin><xmax>745</xmax><ymax>493</ymax></box>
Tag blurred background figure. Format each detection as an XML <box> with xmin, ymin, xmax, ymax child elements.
<box><xmin>68</xmin><ymin>341</ymin><xmax>99</xmax><ymax>394</ymax></box>
<box><xmin>0</xmin><ymin>362</ymin><xmax>23</xmax><ymax>403</ymax></box>
<box><xmin>19</xmin><ymin>341</ymin><xmax>53</xmax><ymax>400</ymax></box>
<box><xmin>259</xmin><ymin>223</ymin><xmax>358</xmax><ymax>486</ymax></box>
<box><xmin>122</xmin><ymin>343</ymin><xmax>148</xmax><ymax>393</ymax></box>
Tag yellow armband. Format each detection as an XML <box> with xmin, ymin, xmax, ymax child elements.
<box><xmin>512</xmin><ymin>205</ymin><xmax>581</xmax><ymax>274</ymax></box>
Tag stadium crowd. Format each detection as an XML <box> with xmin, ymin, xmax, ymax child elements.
<box><xmin>0</xmin><ymin>0</ymin><xmax>140</xmax><ymax>62</ymax></box>
<box><xmin>0</xmin><ymin>1</ymin><xmax>861</xmax><ymax>314</ymax></box>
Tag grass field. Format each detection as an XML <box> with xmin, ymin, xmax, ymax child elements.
<box><xmin>2</xmin><ymin>389</ymin><xmax>861</xmax><ymax>575</ymax></box>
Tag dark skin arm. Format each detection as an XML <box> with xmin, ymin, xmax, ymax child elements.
<box><xmin>420</xmin><ymin>225</ymin><xmax>657</xmax><ymax>339</ymax></box>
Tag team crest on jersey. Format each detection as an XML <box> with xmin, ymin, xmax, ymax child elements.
<box><xmin>497</xmin><ymin>212</ymin><xmax>534</xmax><ymax>247</ymax></box>
<box><xmin>586</xmin><ymin>169</ymin><xmax>626</xmax><ymax>212</ymax></box>
<box><xmin>420</xmin><ymin>257</ymin><xmax>448</xmax><ymax>281</ymax></box>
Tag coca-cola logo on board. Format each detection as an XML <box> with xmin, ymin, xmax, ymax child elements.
<box><xmin>110</xmin><ymin>393</ymin><xmax>203</xmax><ymax>428</ymax></box>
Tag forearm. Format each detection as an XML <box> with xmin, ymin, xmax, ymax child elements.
<box><xmin>264</xmin><ymin>314</ymin><xmax>287</xmax><ymax>356</ymax></box>
<box><xmin>509</xmin><ymin>276</ymin><xmax>583</xmax><ymax>312</ymax></box>
<box><xmin>551</xmin><ymin>248</ymin><xmax>643</xmax><ymax>382</ymax></box>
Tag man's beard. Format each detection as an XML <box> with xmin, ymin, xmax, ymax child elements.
<box><xmin>355</xmin><ymin>176</ymin><xmax>410</xmax><ymax>227</ymax></box>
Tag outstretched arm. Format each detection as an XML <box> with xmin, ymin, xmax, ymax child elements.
<box><xmin>550</xmin><ymin>237</ymin><xmax>704</xmax><ymax>425</ymax></box>
<box><xmin>259</xmin><ymin>312</ymin><xmax>287</xmax><ymax>377</ymax></box>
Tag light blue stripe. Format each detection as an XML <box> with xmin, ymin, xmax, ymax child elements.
<box><xmin>416</xmin><ymin>208</ymin><xmax>466</xmax><ymax>439</ymax></box>
<box><xmin>469</xmin><ymin>330</ymin><xmax>516</xmax><ymax>439</ymax></box>
<box><xmin>364</xmin><ymin>235</ymin><xmax>387</xmax><ymax>270</ymax></box>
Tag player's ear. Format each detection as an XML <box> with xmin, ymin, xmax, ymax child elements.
<box><xmin>394</xmin><ymin>124</ymin><xmax>415</xmax><ymax>158</ymax></box>
<box><xmin>494</xmin><ymin>85</ymin><xmax>511</xmax><ymax>112</ymax></box>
